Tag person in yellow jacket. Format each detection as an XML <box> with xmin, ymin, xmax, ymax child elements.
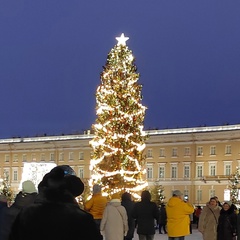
<box><xmin>84</xmin><ymin>184</ymin><xmax>108</xmax><ymax>233</ymax></box>
<box><xmin>166</xmin><ymin>190</ymin><xmax>194</xmax><ymax>240</ymax></box>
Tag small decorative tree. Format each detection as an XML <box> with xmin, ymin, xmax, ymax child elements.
<box><xmin>229</xmin><ymin>166</ymin><xmax>240</xmax><ymax>204</ymax></box>
<box><xmin>149</xmin><ymin>181</ymin><xmax>166</xmax><ymax>206</ymax></box>
<box><xmin>0</xmin><ymin>171</ymin><xmax>14</xmax><ymax>204</ymax></box>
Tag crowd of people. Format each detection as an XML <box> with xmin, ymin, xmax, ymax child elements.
<box><xmin>0</xmin><ymin>165</ymin><xmax>240</xmax><ymax>240</ymax></box>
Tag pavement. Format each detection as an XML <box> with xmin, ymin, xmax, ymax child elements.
<box><xmin>133</xmin><ymin>225</ymin><xmax>203</xmax><ymax>240</ymax></box>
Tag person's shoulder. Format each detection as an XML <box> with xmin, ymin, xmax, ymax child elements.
<box><xmin>134</xmin><ymin>201</ymin><xmax>141</xmax><ymax>206</ymax></box>
<box><xmin>78</xmin><ymin>207</ymin><xmax>93</xmax><ymax>216</ymax></box>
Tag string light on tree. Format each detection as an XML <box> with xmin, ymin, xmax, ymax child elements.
<box><xmin>229</xmin><ymin>166</ymin><xmax>240</xmax><ymax>204</ymax></box>
<box><xmin>89</xmin><ymin>33</ymin><xmax>148</xmax><ymax>196</ymax></box>
<box><xmin>0</xmin><ymin>171</ymin><xmax>14</xmax><ymax>203</ymax></box>
<box><xmin>149</xmin><ymin>181</ymin><xmax>166</xmax><ymax>206</ymax></box>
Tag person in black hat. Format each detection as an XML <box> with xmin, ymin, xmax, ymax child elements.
<box><xmin>9</xmin><ymin>165</ymin><xmax>102</xmax><ymax>240</ymax></box>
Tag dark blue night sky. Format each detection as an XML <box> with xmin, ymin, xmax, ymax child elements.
<box><xmin>0</xmin><ymin>1</ymin><xmax>240</xmax><ymax>138</ymax></box>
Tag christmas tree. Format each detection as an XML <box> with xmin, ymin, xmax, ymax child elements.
<box><xmin>89</xmin><ymin>33</ymin><xmax>147</xmax><ymax>196</ymax></box>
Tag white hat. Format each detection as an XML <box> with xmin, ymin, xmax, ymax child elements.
<box><xmin>224</xmin><ymin>201</ymin><xmax>232</xmax><ymax>207</ymax></box>
<box><xmin>22</xmin><ymin>180</ymin><xmax>37</xmax><ymax>194</ymax></box>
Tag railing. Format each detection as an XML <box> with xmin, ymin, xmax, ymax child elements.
<box><xmin>200</xmin><ymin>175</ymin><xmax>230</xmax><ymax>183</ymax></box>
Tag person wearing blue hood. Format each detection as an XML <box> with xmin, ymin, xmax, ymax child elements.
<box><xmin>8</xmin><ymin>165</ymin><xmax>102</xmax><ymax>240</ymax></box>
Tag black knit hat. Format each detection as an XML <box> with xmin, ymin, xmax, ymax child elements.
<box><xmin>38</xmin><ymin>165</ymin><xmax>84</xmax><ymax>197</ymax></box>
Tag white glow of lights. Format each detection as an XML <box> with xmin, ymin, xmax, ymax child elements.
<box><xmin>20</xmin><ymin>162</ymin><xmax>56</xmax><ymax>191</ymax></box>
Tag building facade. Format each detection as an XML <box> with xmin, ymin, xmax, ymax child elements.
<box><xmin>1</xmin><ymin>124</ymin><xmax>240</xmax><ymax>205</ymax></box>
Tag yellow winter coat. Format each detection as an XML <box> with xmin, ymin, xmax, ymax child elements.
<box><xmin>84</xmin><ymin>193</ymin><xmax>108</xmax><ymax>219</ymax></box>
<box><xmin>166</xmin><ymin>196</ymin><xmax>194</xmax><ymax>237</ymax></box>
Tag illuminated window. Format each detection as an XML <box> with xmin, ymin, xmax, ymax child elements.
<box><xmin>209</xmin><ymin>162</ymin><xmax>216</xmax><ymax>176</ymax></box>
<box><xmin>184</xmin><ymin>165</ymin><xmax>190</xmax><ymax>178</ymax></box>
<box><xmin>224</xmin><ymin>163</ymin><xmax>231</xmax><ymax>176</ymax></box>
<box><xmin>210</xmin><ymin>146</ymin><xmax>216</xmax><ymax>155</ymax></box>
<box><xmin>159</xmin><ymin>166</ymin><xmax>165</xmax><ymax>179</ymax></box>
<box><xmin>209</xmin><ymin>189</ymin><xmax>215</xmax><ymax>198</ymax></box>
<box><xmin>196</xmin><ymin>165</ymin><xmax>203</xmax><ymax>178</ymax></box>
<box><xmin>40</xmin><ymin>153</ymin><xmax>45</xmax><ymax>161</ymax></box>
<box><xmin>197</xmin><ymin>146</ymin><xmax>203</xmax><ymax>156</ymax></box>
<box><xmin>22</xmin><ymin>154</ymin><xmax>27</xmax><ymax>162</ymax></box>
<box><xmin>184</xmin><ymin>147</ymin><xmax>190</xmax><ymax>156</ymax></box>
<box><xmin>159</xmin><ymin>148</ymin><xmax>165</xmax><ymax>157</ymax></box>
<box><xmin>147</xmin><ymin>165</ymin><xmax>153</xmax><ymax>179</ymax></box>
<box><xmin>59</xmin><ymin>153</ymin><xmax>64</xmax><ymax>161</ymax></box>
<box><xmin>69</xmin><ymin>152</ymin><xmax>74</xmax><ymax>161</ymax></box>
<box><xmin>79</xmin><ymin>167</ymin><xmax>84</xmax><ymax>178</ymax></box>
<box><xmin>50</xmin><ymin>153</ymin><xmax>54</xmax><ymax>161</ymax></box>
<box><xmin>31</xmin><ymin>154</ymin><xmax>36</xmax><ymax>161</ymax></box>
<box><xmin>196</xmin><ymin>189</ymin><xmax>202</xmax><ymax>201</ymax></box>
<box><xmin>13</xmin><ymin>154</ymin><xmax>18</xmax><ymax>162</ymax></box>
<box><xmin>171</xmin><ymin>165</ymin><xmax>177</xmax><ymax>178</ymax></box>
<box><xmin>172</xmin><ymin>148</ymin><xmax>177</xmax><ymax>157</ymax></box>
<box><xmin>5</xmin><ymin>155</ymin><xmax>10</xmax><ymax>163</ymax></box>
<box><xmin>225</xmin><ymin>145</ymin><xmax>231</xmax><ymax>155</ymax></box>
<box><xmin>147</xmin><ymin>149</ymin><xmax>153</xmax><ymax>158</ymax></box>
<box><xmin>79</xmin><ymin>152</ymin><xmax>84</xmax><ymax>160</ymax></box>
<box><xmin>13</xmin><ymin>170</ymin><xmax>18</xmax><ymax>181</ymax></box>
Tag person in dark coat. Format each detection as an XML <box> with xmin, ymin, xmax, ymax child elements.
<box><xmin>121</xmin><ymin>192</ymin><xmax>135</xmax><ymax>240</ymax></box>
<box><xmin>0</xmin><ymin>194</ymin><xmax>8</xmax><ymax>240</ymax></box>
<box><xmin>0</xmin><ymin>180</ymin><xmax>37</xmax><ymax>240</ymax></box>
<box><xmin>132</xmin><ymin>190</ymin><xmax>159</xmax><ymax>240</ymax></box>
<box><xmin>158</xmin><ymin>204</ymin><xmax>167</xmax><ymax>234</ymax></box>
<box><xmin>217</xmin><ymin>201</ymin><xmax>237</xmax><ymax>240</ymax></box>
<box><xmin>8</xmin><ymin>165</ymin><xmax>102</xmax><ymax>240</ymax></box>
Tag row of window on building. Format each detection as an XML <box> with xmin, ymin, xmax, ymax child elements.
<box><xmin>178</xmin><ymin>188</ymin><xmax>218</xmax><ymax>202</ymax></box>
<box><xmin>3</xmin><ymin>152</ymin><xmax>85</xmax><ymax>163</ymax></box>
<box><xmin>3</xmin><ymin>166</ymin><xmax>85</xmax><ymax>183</ymax></box>
<box><xmin>146</xmin><ymin>145</ymin><xmax>232</xmax><ymax>158</ymax></box>
<box><xmin>2</xmin><ymin>145</ymin><xmax>233</xmax><ymax>162</ymax></box>
<box><xmin>146</xmin><ymin>161</ymin><xmax>233</xmax><ymax>179</ymax></box>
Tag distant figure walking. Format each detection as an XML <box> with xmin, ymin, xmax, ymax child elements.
<box><xmin>121</xmin><ymin>192</ymin><xmax>136</xmax><ymax>240</ymax></box>
<box><xmin>194</xmin><ymin>206</ymin><xmax>202</xmax><ymax>228</ymax></box>
<box><xmin>158</xmin><ymin>204</ymin><xmax>167</xmax><ymax>234</ymax></box>
<box><xmin>100</xmin><ymin>192</ymin><xmax>128</xmax><ymax>240</ymax></box>
<box><xmin>132</xmin><ymin>190</ymin><xmax>159</xmax><ymax>240</ymax></box>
